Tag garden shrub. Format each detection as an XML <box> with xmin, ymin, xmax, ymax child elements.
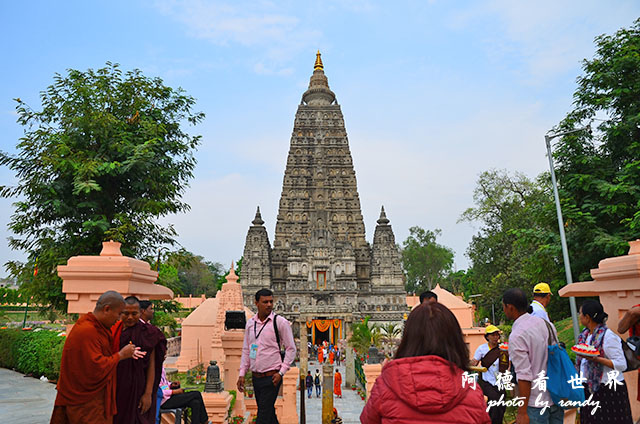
<box><xmin>0</xmin><ymin>328</ymin><xmax>65</xmax><ymax>379</ymax></box>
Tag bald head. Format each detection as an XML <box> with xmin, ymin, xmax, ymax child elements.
<box><xmin>93</xmin><ymin>291</ymin><xmax>125</xmax><ymax>328</ymax></box>
<box><xmin>94</xmin><ymin>290</ymin><xmax>124</xmax><ymax>312</ymax></box>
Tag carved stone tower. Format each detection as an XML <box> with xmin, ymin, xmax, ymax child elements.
<box><xmin>240</xmin><ymin>52</ymin><xmax>407</xmax><ymax>339</ymax></box>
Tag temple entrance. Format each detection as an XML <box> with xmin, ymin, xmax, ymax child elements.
<box><xmin>306</xmin><ymin>318</ymin><xmax>343</xmax><ymax>345</ymax></box>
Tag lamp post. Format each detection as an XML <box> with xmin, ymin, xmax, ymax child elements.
<box><xmin>545</xmin><ymin>126</ymin><xmax>589</xmax><ymax>343</ymax></box>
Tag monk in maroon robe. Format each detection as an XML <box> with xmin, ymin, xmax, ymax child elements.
<box><xmin>112</xmin><ymin>296</ymin><xmax>167</xmax><ymax>424</ymax></box>
<box><xmin>50</xmin><ymin>291</ymin><xmax>143</xmax><ymax>424</ymax></box>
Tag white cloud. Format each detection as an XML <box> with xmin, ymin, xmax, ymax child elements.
<box><xmin>153</xmin><ymin>0</ymin><xmax>322</xmax><ymax>72</ymax></box>
<box><xmin>448</xmin><ymin>0</ymin><xmax>639</xmax><ymax>84</ymax></box>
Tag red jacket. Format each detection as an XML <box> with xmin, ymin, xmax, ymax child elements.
<box><xmin>360</xmin><ymin>355</ymin><xmax>491</xmax><ymax>424</ymax></box>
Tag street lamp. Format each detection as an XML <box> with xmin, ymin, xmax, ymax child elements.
<box><xmin>545</xmin><ymin>126</ymin><xmax>589</xmax><ymax>343</ymax></box>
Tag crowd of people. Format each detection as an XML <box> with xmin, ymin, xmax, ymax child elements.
<box><xmin>361</xmin><ymin>285</ymin><xmax>638</xmax><ymax>424</ymax></box>
<box><xmin>48</xmin><ymin>286</ymin><xmax>639</xmax><ymax>424</ymax></box>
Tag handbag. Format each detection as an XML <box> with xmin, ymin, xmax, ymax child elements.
<box><xmin>621</xmin><ymin>335</ymin><xmax>640</xmax><ymax>372</ymax></box>
<box><xmin>543</xmin><ymin>321</ymin><xmax>585</xmax><ymax>407</ymax></box>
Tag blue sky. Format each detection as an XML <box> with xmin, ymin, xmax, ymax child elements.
<box><xmin>1</xmin><ymin>1</ymin><xmax>639</xmax><ymax>276</ymax></box>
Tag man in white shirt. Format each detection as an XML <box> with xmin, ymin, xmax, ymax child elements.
<box><xmin>530</xmin><ymin>283</ymin><xmax>552</xmax><ymax>323</ymax></box>
<box><xmin>471</xmin><ymin>325</ymin><xmax>505</xmax><ymax>424</ymax></box>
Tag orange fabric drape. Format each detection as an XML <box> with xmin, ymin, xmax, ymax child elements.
<box><xmin>315</xmin><ymin>319</ymin><xmax>332</xmax><ymax>332</ymax></box>
<box><xmin>306</xmin><ymin>320</ymin><xmax>313</xmax><ymax>328</ymax></box>
<box><xmin>333</xmin><ymin>320</ymin><xmax>340</xmax><ymax>328</ymax></box>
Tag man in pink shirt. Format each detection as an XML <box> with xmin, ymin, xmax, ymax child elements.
<box><xmin>503</xmin><ymin>288</ymin><xmax>563</xmax><ymax>424</ymax></box>
<box><xmin>237</xmin><ymin>289</ymin><xmax>296</xmax><ymax>424</ymax></box>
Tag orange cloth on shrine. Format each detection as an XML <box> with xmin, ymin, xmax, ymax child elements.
<box><xmin>51</xmin><ymin>313</ymin><xmax>120</xmax><ymax>422</ymax></box>
<box><xmin>334</xmin><ymin>371</ymin><xmax>342</xmax><ymax>396</ymax></box>
<box><xmin>329</xmin><ymin>351</ymin><xmax>335</xmax><ymax>364</ymax></box>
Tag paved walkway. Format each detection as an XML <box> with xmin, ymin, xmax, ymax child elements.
<box><xmin>0</xmin><ymin>368</ymin><xmax>57</xmax><ymax>424</ymax></box>
<box><xmin>0</xmin><ymin>363</ymin><xmax>366</xmax><ymax>424</ymax></box>
<box><xmin>298</xmin><ymin>362</ymin><xmax>365</xmax><ymax>424</ymax></box>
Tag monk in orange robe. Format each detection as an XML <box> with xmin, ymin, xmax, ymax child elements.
<box><xmin>50</xmin><ymin>291</ymin><xmax>142</xmax><ymax>424</ymax></box>
<box><xmin>318</xmin><ymin>347</ymin><xmax>324</xmax><ymax>364</ymax></box>
<box><xmin>329</xmin><ymin>349</ymin><xmax>335</xmax><ymax>364</ymax></box>
<box><xmin>333</xmin><ymin>370</ymin><xmax>342</xmax><ymax>398</ymax></box>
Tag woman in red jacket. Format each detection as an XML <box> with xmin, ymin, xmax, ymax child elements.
<box><xmin>360</xmin><ymin>302</ymin><xmax>491</xmax><ymax>424</ymax></box>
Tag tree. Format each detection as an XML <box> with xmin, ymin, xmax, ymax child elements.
<box><xmin>460</xmin><ymin>170</ymin><xmax>569</xmax><ymax>322</ymax></box>
<box><xmin>0</xmin><ymin>62</ymin><xmax>204</xmax><ymax>311</ymax></box>
<box><xmin>552</xmin><ymin>18</ymin><xmax>640</xmax><ymax>282</ymax></box>
<box><xmin>348</xmin><ymin>316</ymin><xmax>381</xmax><ymax>356</ymax></box>
<box><xmin>401</xmin><ymin>226</ymin><xmax>454</xmax><ymax>293</ymax></box>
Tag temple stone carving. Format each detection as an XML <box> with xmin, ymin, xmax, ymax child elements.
<box><xmin>240</xmin><ymin>52</ymin><xmax>407</xmax><ymax>340</ymax></box>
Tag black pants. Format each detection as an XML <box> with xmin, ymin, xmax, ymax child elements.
<box><xmin>253</xmin><ymin>375</ymin><xmax>282</xmax><ymax>424</ymax></box>
<box><xmin>480</xmin><ymin>380</ymin><xmax>506</xmax><ymax>424</ymax></box>
<box><xmin>161</xmin><ymin>391</ymin><xmax>208</xmax><ymax>424</ymax></box>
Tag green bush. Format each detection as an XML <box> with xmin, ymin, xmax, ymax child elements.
<box><xmin>0</xmin><ymin>329</ymin><xmax>65</xmax><ymax>379</ymax></box>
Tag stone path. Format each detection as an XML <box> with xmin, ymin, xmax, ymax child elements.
<box><xmin>297</xmin><ymin>363</ymin><xmax>365</xmax><ymax>424</ymax></box>
<box><xmin>0</xmin><ymin>368</ymin><xmax>57</xmax><ymax>424</ymax></box>
<box><xmin>0</xmin><ymin>363</ymin><xmax>366</xmax><ymax>424</ymax></box>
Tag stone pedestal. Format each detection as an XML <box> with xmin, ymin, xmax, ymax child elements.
<box><xmin>363</xmin><ymin>364</ymin><xmax>382</xmax><ymax>400</ymax></box>
<box><xmin>322</xmin><ymin>364</ymin><xmax>333</xmax><ymax>424</ymax></box>
<box><xmin>222</xmin><ymin>329</ymin><xmax>245</xmax><ymax>417</ymax></box>
<box><xmin>300</xmin><ymin>321</ymin><xmax>308</xmax><ymax>374</ymax></box>
<box><xmin>344</xmin><ymin>321</ymin><xmax>355</xmax><ymax>386</ymax></box>
<box><xmin>202</xmin><ymin>391</ymin><xmax>233</xmax><ymax>423</ymax></box>
<box><xmin>559</xmin><ymin>240</ymin><xmax>640</xmax><ymax>422</ymax></box>
<box><xmin>280</xmin><ymin>366</ymin><xmax>299</xmax><ymax>424</ymax></box>
<box><xmin>58</xmin><ymin>241</ymin><xmax>173</xmax><ymax>314</ymax></box>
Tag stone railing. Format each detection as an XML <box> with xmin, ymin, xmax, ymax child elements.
<box><xmin>167</xmin><ymin>336</ymin><xmax>181</xmax><ymax>357</ymax></box>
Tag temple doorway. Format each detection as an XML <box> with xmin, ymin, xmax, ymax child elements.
<box><xmin>307</xmin><ymin>318</ymin><xmax>343</xmax><ymax>345</ymax></box>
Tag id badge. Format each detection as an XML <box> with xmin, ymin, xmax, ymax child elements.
<box><xmin>250</xmin><ymin>343</ymin><xmax>258</xmax><ymax>359</ymax></box>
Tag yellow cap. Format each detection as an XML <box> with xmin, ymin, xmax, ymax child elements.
<box><xmin>485</xmin><ymin>325</ymin><xmax>500</xmax><ymax>334</ymax></box>
<box><xmin>533</xmin><ymin>282</ymin><xmax>552</xmax><ymax>294</ymax></box>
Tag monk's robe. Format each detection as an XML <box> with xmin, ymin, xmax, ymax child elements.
<box><xmin>333</xmin><ymin>372</ymin><xmax>342</xmax><ymax>397</ymax></box>
<box><xmin>329</xmin><ymin>350</ymin><xmax>335</xmax><ymax>364</ymax></box>
<box><xmin>318</xmin><ymin>349</ymin><xmax>323</xmax><ymax>363</ymax></box>
<box><xmin>113</xmin><ymin>321</ymin><xmax>166</xmax><ymax>424</ymax></box>
<box><xmin>50</xmin><ymin>313</ymin><xmax>120</xmax><ymax>424</ymax></box>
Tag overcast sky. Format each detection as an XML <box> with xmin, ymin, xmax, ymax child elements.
<box><xmin>1</xmin><ymin>1</ymin><xmax>639</xmax><ymax>276</ymax></box>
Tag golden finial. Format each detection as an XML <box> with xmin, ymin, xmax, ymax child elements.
<box><xmin>314</xmin><ymin>50</ymin><xmax>323</xmax><ymax>71</ymax></box>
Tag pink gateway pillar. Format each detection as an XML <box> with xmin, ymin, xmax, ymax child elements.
<box><xmin>58</xmin><ymin>241</ymin><xmax>173</xmax><ymax>314</ymax></box>
<box><xmin>559</xmin><ymin>240</ymin><xmax>640</xmax><ymax>422</ymax></box>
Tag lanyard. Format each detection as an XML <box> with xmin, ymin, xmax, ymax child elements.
<box><xmin>254</xmin><ymin>317</ymin><xmax>270</xmax><ymax>340</ymax></box>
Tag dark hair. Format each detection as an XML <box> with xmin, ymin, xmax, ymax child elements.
<box><xmin>395</xmin><ymin>302</ymin><xmax>469</xmax><ymax>372</ymax></box>
<box><xmin>124</xmin><ymin>295</ymin><xmax>140</xmax><ymax>305</ymax></box>
<box><xmin>581</xmin><ymin>300</ymin><xmax>608</xmax><ymax>324</ymax></box>
<box><xmin>533</xmin><ymin>293</ymin><xmax>550</xmax><ymax>299</ymax></box>
<box><xmin>502</xmin><ymin>288</ymin><xmax>529</xmax><ymax>313</ymax></box>
<box><xmin>139</xmin><ymin>300</ymin><xmax>152</xmax><ymax>310</ymax></box>
<box><xmin>419</xmin><ymin>291</ymin><xmax>438</xmax><ymax>303</ymax></box>
<box><xmin>255</xmin><ymin>288</ymin><xmax>273</xmax><ymax>302</ymax></box>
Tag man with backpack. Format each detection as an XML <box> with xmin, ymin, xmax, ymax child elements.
<box><xmin>314</xmin><ymin>369</ymin><xmax>322</xmax><ymax>398</ymax></box>
<box><xmin>237</xmin><ymin>289</ymin><xmax>296</xmax><ymax>424</ymax></box>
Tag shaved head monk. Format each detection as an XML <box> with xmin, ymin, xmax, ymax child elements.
<box><xmin>112</xmin><ymin>296</ymin><xmax>167</xmax><ymax>424</ymax></box>
<box><xmin>50</xmin><ymin>290</ymin><xmax>144</xmax><ymax>424</ymax></box>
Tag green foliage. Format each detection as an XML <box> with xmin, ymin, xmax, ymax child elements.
<box><xmin>0</xmin><ymin>287</ymin><xmax>20</xmax><ymax>304</ymax></box>
<box><xmin>460</xmin><ymin>170</ymin><xmax>570</xmax><ymax>322</ymax></box>
<box><xmin>401</xmin><ymin>227</ymin><xmax>454</xmax><ymax>293</ymax></box>
<box><xmin>0</xmin><ymin>62</ymin><xmax>204</xmax><ymax>311</ymax></box>
<box><xmin>151</xmin><ymin>310</ymin><xmax>179</xmax><ymax>337</ymax></box>
<box><xmin>0</xmin><ymin>329</ymin><xmax>65</xmax><ymax>379</ymax></box>
<box><xmin>552</xmin><ymin>18</ymin><xmax>640</xmax><ymax>282</ymax></box>
<box><xmin>348</xmin><ymin>316</ymin><xmax>381</xmax><ymax>355</ymax></box>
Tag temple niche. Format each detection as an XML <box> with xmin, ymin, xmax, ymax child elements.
<box><xmin>240</xmin><ymin>52</ymin><xmax>407</xmax><ymax>343</ymax></box>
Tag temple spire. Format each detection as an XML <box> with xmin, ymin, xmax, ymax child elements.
<box><xmin>314</xmin><ymin>50</ymin><xmax>323</xmax><ymax>71</ymax></box>
<box><xmin>377</xmin><ymin>205</ymin><xmax>389</xmax><ymax>225</ymax></box>
<box><xmin>252</xmin><ymin>206</ymin><xmax>264</xmax><ymax>226</ymax></box>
